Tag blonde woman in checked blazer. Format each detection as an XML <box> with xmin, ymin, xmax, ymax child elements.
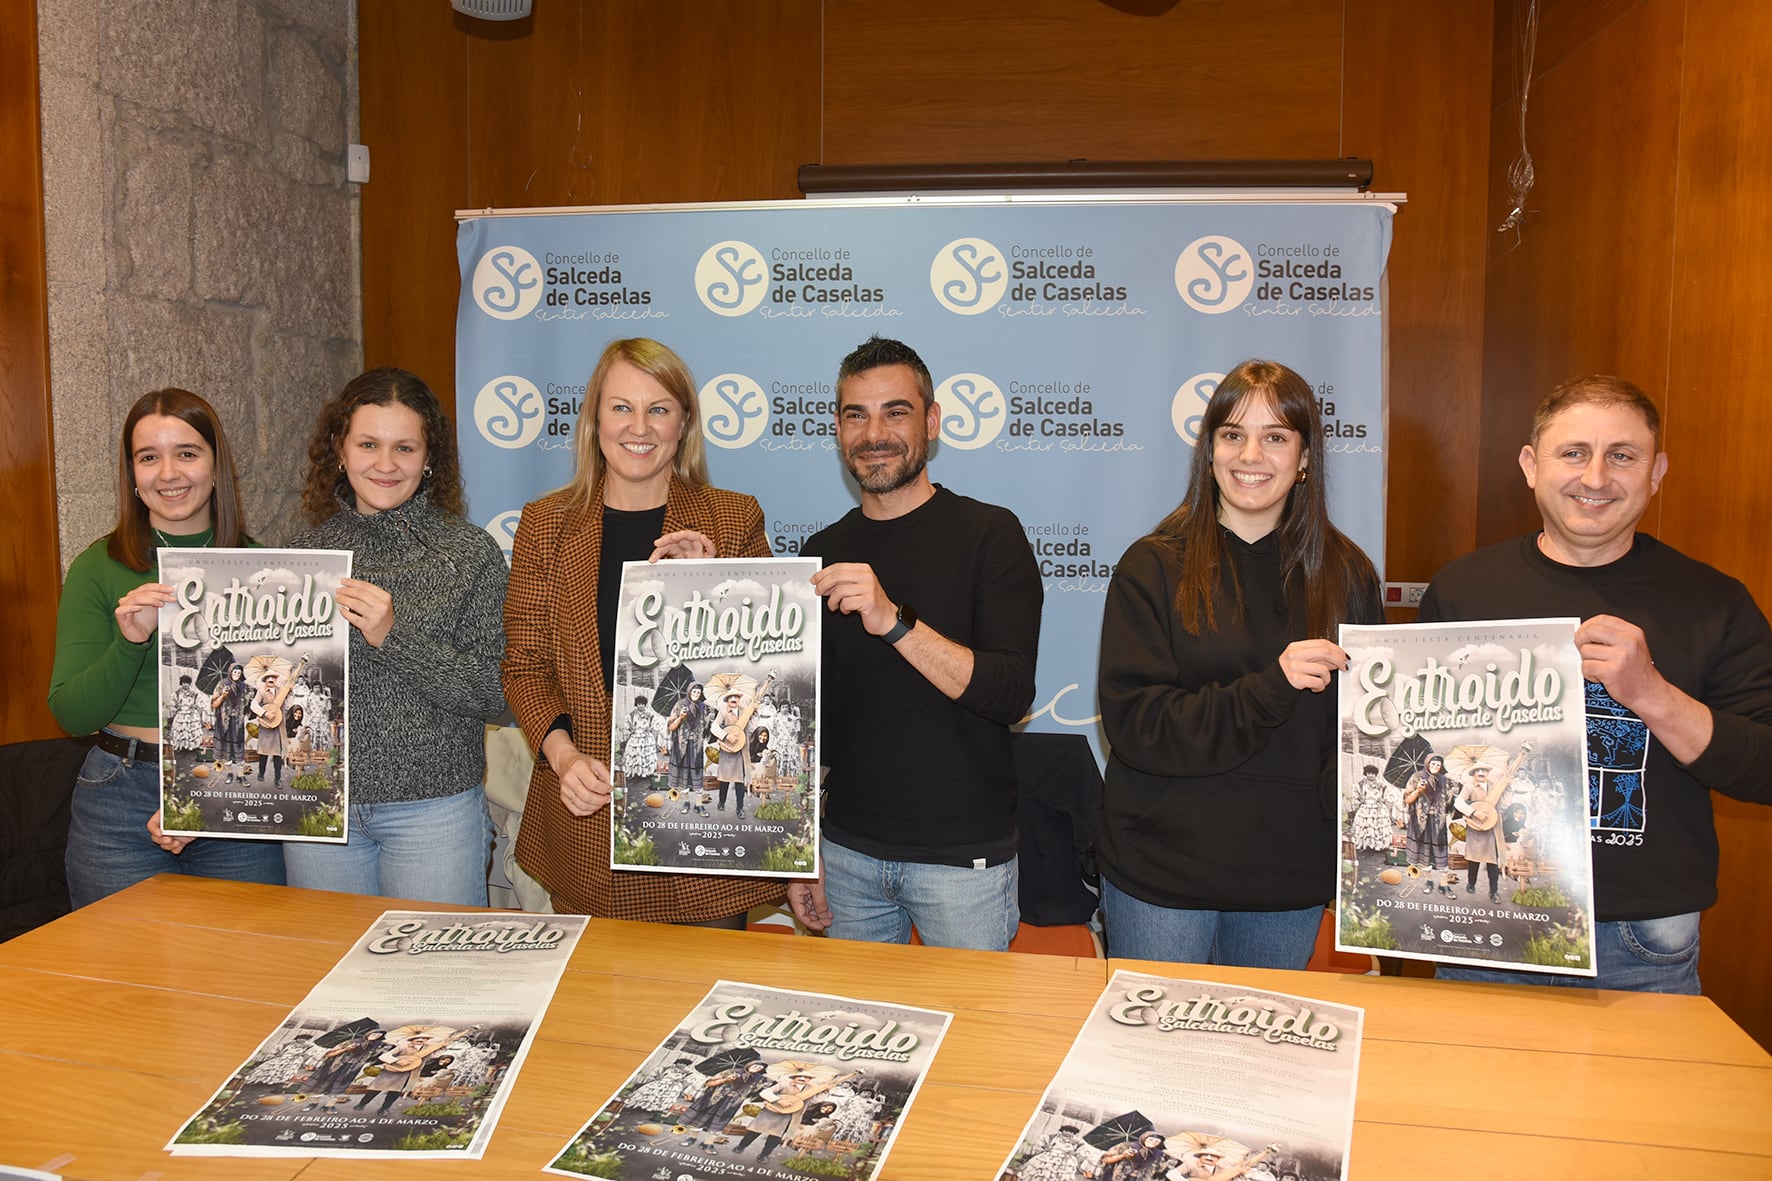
<box><xmin>503</xmin><ymin>338</ymin><xmax>783</xmax><ymax>925</ymax></box>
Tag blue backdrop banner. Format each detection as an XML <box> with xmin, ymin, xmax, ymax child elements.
<box><xmin>457</xmin><ymin>197</ymin><xmax>1394</xmax><ymax>747</ymax></box>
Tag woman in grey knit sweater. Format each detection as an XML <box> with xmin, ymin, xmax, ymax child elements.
<box><xmin>286</xmin><ymin>368</ymin><xmax>508</xmax><ymax>905</ymax></box>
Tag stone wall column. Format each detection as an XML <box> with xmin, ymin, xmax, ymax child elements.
<box><xmin>39</xmin><ymin>0</ymin><xmax>363</xmax><ymax>564</ymax></box>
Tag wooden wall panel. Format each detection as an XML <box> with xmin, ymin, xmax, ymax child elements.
<box><xmin>1343</xmin><ymin>0</ymin><xmax>1494</xmax><ymax>584</ymax></box>
<box><xmin>1489</xmin><ymin>0</ymin><xmax>1643</xmax><ymax>103</ymax></box>
<box><xmin>359</xmin><ymin>3</ymin><xmax>470</xmax><ymax>397</ymax></box>
<box><xmin>823</xmin><ymin>0</ymin><xmax>1343</xmax><ymax>163</ymax></box>
<box><xmin>1660</xmin><ymin>1</ymin><xmax>1772</xmax><ymax>1052</ymax></box>
<box><xmin>1659</xmin><ymin>4</ymin><xmax>1772</xmax><ymax>591</ymax></box>
<box><xmin>1477</xmin><ymin>0</ymin><xmax>1684</xmax><ymax>546</ymax></box>
<box><xmin>0</xmin><ymin>3</ymin><xmax>63</xmax><ymax>743</ymax></box>
<box><xmin>466</xmin><ymin>2</ymin><xmax>820</xmax><ymax>209</ymax></box>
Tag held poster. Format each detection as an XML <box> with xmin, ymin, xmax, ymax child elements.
<box><xmin>995</xmin><ymin>970</ymin><xmax>1363</xmax><ymax>1181</ymax></box>
<box><xmin>547</xmin><ymin>980</ymin><xmax>951</xmax><ymax>1181</ymax></box>
<box><xmin>1335</xmin><ymin>619</ymin><xmax>1597</xmax><ymax>975</ymax></box>
<box><xmin>168</xmin><ymin>910</ymin><xmax>587</xmax><ymax>1158</ymax></box>
<box><xmin>609</xmin><ymin>557</ymin><xmax>820</xmax><ymax>879</ymax></box>
<box><xmin>157</xmin><ymin>547</ymin><xmax>351</xmax><ymax>842</ymax></box>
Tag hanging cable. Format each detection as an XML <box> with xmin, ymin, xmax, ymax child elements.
<box><xmin>1497</xmin><ymin>0</ymin><xmax>1541</xmax><ymax>239</ymax></box>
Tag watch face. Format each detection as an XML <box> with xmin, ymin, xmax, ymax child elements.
<box><xmin>884</xmin><ymin>603</ymin><xmax>915</xmax><ymax>644</ymax></box>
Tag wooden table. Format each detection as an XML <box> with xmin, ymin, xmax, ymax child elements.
<box><xmin>0</xmin><ymin>877</ymin><xmax>1768</xmax><ymax>1180</ymax></box>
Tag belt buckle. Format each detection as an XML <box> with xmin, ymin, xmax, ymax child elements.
<box><xmin>105</xmin><ymin>731</ymin><xmax>151</xmax><ymax>765</ymax></box>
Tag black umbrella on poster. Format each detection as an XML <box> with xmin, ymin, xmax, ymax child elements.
<box><xmin>650</xmin><ymin>662</ymin><xmax>698</xmax><ymax>717</ymax></box>
<box><xmin>1082</xmin><ymin>1109</ymin><xmax>1155</xmax><ymax>1151</ymax></box>
<box><xmin>313</xmin><ymin>1017</ymin><xmax>379</xmax><ymax>1049</ymax></box>
<box><xmin>1382</xmin><ymin>733</ymin><xmax>1437</xmax><ymax>790</ymax></box>
<box><xmin>693</xmin><ymin>1046</ymin><xmax>762</xmax><ymax>1076</ymax></box>
<box><xmin>194</xmin><ymin>644</ymin><xmax>238</xmax><ymax>694</ymax></box>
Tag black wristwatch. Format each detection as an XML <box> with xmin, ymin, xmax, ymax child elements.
<box><xmin>881</xmin><ymin>602</ymin><xmax>917</xmax><ymax>645</ymax></box>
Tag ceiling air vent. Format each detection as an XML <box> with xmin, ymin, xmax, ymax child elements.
<box><xmin>451</xmin><ymin>0</ymin><xmax>532</xmax><ymax>20</ymax></box>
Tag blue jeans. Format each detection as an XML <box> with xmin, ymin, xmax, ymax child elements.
<box><xmin>821</xmin><ymin>838</ymin><xmax>1019</xmax><ymax>951</ymax></box>
<box><xmin>66</xmin><ymin>743</ymin><xmax>286</xmax><ymax>909</ymax></box>
<box><xmin>283</xmin><ymin>787</ymin><xmax>493</xmax><ymax>906</ymax></box>
<box><xmin>1436</xmin><ymin>912</ymin><xmax>1702</xmax><ymax>994</ymax></box>
<box><xmin>1102</xmin><ymin>876</ymin><xmax>1323</xmax><ymax>969</ymax></box>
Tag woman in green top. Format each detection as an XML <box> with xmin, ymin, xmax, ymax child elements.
<box><xmin>48</xmin><ymin>388</ymin><xmax>286</xmax><ymax>907</ymax></box>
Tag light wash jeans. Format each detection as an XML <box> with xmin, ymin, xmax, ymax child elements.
<box><xmin>67</xmin><ymin>741</ymin><xmax>285</xmax><ymax>909</ymax></box>
<box><xmin>821</xmin><ymin>838</ymin><xmax>1019</xmax><ymax>951</ymax></box>
<box><xmin>283</xmin><ymin>786</ymin><xmax>493</xmax><ymax>906</ymax></box>
<box><xmin>1102</xmin><ymin>876</ymin><xmax>1323</xmax><ymax>969</ymax></box>
<box><xmin>1436</xmin><ymin>912</ymin><xmax>1702</xmax><ymax>994</ymax></box>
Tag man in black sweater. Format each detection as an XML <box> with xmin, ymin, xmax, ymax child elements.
<box><xmin>788</xmin><ymin>336</ymin><xmax>1042</xmax><ymax>950</ymax></box>
<box><xmin>1420</xmin><ymin>375</ymin><xmax>1772</xmax><ymax>992</ymax></box>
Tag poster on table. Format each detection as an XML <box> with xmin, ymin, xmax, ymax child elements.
<box><xmin>457</xmin><ymin>197</ymin><xmax>1395</xmax><ymax>761</ymax></box>
<box><xmin>167</xmin><ymin>910</ymin><xmax>586</xmax><ymax>1157</ymax></box>
<box><xmin>547</xmin><ymin>979</ymin><xmax>950</xmax><ymax>1181</ymax></box>
<box><xmin>1335</xmin><ymin>618</ymin><xmax>1597</xmax><ymax>975</ymax></box>
<box><xmin>609</xmin><ymin>556</ymin><xmax>821</xmax><ymax>879</ymax></box>
<box><xmin>995</xmin><ymin>970</ymin><xmax>1363</xmax><ymax>1181</ymax></box>
<box><xmin>157</xmin><ymin>547</ymin><xmax>351</xmax><ymax>842</ymax></box>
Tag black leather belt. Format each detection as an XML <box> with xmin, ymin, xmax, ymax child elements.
<box><xmin>93</xmin><ymin>730</ymin><xmax>160</xmax><ymax>762</ymax></box>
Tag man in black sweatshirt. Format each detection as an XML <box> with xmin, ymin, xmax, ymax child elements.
<box><xmin>788</xmin><ymin>336</ymin><xmax>1043</xmax><ymax>950</ymax></box>
<box><xmin>1421</xmin><ymin>374</ymin><xmax>1772</xmax><ymax>993</ymax></box>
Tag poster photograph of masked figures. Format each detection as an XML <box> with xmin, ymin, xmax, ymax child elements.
<box><xmin>996</xmin><ymin>971</ymin><xmax>1364</xmax><ymax>1181</ymax></box>
<box><xmin>1335</xmin><ymin>618</ymin><xmax>1597</xmax><ymax>974</ymax></box>
<box><xmin>157</xmin><ymin>547</ymin><xmax>351</xmax><ymax>842</ymax></box>
<box><xmin>547</xmin><ymin>980</ymin><xmax>949</xmax><ymax>1181</ymax></box>
<box><xmin>167</xmin><ymin>910</ymin><xmax>587</xmax><ymax>1157</ymax></box>
<box><xmin>608</xmin><ymin>557</ymin><xmax>821</xmax><ymax>878</ymax></box>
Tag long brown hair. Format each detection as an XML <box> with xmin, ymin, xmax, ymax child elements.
<box><xmin>1151</xmin><ymin>359</ymin><xmax>1375</xmax><ymax>638</ymax></box>
<box><xmin>109</xmin><ymin>389</ymin><xmax>248</xmax><ymax>573</ymax></box>
<box><xmin>301</xmin><ymin>368</ymin><xmax>465</xmax><ymax>524</ymax></box>
<box><xmin>563</xmin><ymin>338</ymin><xmax>710</xmax><ymax>512</ymax></box>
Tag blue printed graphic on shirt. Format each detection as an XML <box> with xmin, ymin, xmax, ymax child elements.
<box><xmin>1586</xmin><ymin>680</ymin><xmax>1649</xmax><ymax>833</ymax></box>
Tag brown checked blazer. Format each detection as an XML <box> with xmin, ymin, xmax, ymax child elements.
<box><xmin>504</xmin><ymin>475</ymin><xmax>784</xmax><ymax>920</ymax></box>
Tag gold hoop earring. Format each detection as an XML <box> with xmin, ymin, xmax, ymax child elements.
<box><xmin>1295</xmin><ymin>468</ymin><xmax>1308</xmax><ymax>485</ymax></box>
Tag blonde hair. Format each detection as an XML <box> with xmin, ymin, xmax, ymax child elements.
<box><xmin>564</xmin><ymin>338</ymin><xmax>709</xmax><ymax>511</ymax></box>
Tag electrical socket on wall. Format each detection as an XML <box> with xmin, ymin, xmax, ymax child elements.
<box><xmin>1384</xmin><ymin>582</ymin><xmax>1429</xmax><ymax>609</ymax></box>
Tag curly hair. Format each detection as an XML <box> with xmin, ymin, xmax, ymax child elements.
<box><xmin>301</xmin><ymin>368</ymin><xmax>465</xmax><ymax>524</ymax></box>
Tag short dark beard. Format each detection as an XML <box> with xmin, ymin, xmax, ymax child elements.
<box><xmin>845</xmin><ymin>444</ymin><xmax>927</xmax><ymax>495</ymax></box>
